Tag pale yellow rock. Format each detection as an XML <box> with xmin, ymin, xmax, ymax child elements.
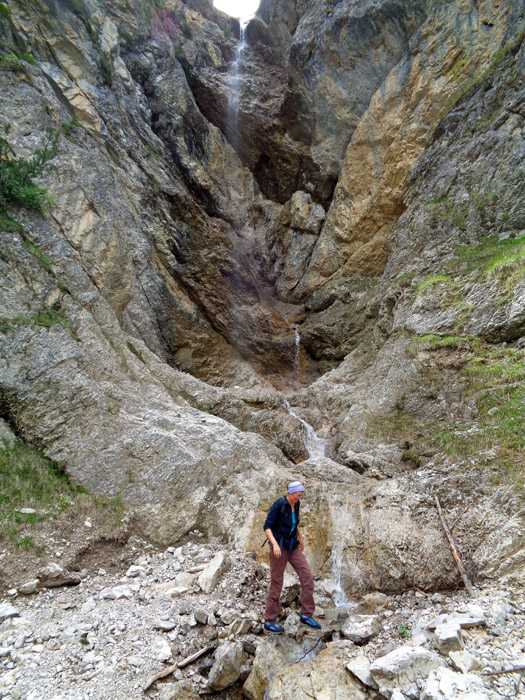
<box><xmin>300</xmin><ymin>0</ymin><xmax>512</xmax><ymax>291</ymax></box>
<box><xmin>268</xmin><ymin>648</ymin><xmax>367</xmax><ymax>700</ymax></box>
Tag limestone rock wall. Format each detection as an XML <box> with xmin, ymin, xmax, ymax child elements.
<box><xmin>0</xmin><ymin>0</ymin><xmax>523</xmax><ymax>598</ymax></box>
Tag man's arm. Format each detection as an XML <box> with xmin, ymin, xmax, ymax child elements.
<box><xmin>297</xmin><ymin>526</ymin><xmax>304</xmax><ymax>551</ymax></box>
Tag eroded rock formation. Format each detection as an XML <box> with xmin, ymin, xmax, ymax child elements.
<box><xmin>0</xmin><ymin>0</ymin><xmax>524</xmax><ymax>607</ymax></box>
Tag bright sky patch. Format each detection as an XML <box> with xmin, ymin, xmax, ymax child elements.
<box><xmin>213</xmin><ymin>0</ymin><xmax>260</xmax><ymax>19</ymax></box>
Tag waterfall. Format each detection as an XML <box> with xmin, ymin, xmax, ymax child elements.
<box><xmin>293</xmin><ymin>326</ymin><xmax>301</xmax><ymax>379</ymax></box>
<box><xmin>284</xmin><ymin>400</ymin><xmax>326</xmax><ymax>459</ymax></box>
<box><xmin>330</xmin><ymin>498</ymin><xmax>350</xmax><ymax>606</ymax></box>
<box><xmin>227</xmin><ymin>17</ymin><xmax>250</xmax><ymax>146</ymax></box>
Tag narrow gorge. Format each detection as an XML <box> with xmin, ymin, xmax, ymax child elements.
<box><xmin>0</xmin><ymin>0</ymin><xmax>524</xmax><ymax>697</ymax></box>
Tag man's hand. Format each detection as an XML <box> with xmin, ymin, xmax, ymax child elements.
<box><xmin>273</xmin><ymin>543</ymin><xmax>282</xmax><ymax>559</ymax></box>
<box><xmin>299</xmin><ymin>537</ymin><xmax>304</xmax><ymax>551</ymax></box>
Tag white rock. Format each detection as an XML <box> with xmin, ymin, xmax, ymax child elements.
<box><xmin>346</xmin><ymin>655</ymin><xmax>378</xmax><ymax>689</ymax></box>
<box><xmin>113</xmin><ymin>585</ymin><xmax>133</xmax><ymax>599</ymax></box>
<box><xmin>127</xmin><ymin>655</ymin><xmax>143</xmax><ymax>667</ymax></box>
<box><xmin>126</xmin><ymin>565</ymin><xmax>144</xmax><ymax>578</ymax></box>
<box><xmin>81</xmin><ymin>598</ymin><xmax>96</xmax><ymax>613</ymax></box>
<box><xmin>219</xmin><ymin>609</ymin><xmax>238</xmax><ymax>625</ymax></box>
<box><xmin>198</xmin><ymin>553</ymin><xmax>230</xmax><ymax>594</ymax></box>
<box><xmin>154</xmin><ymin>580</ymin><xmax>179</xmax><ymax>595</ymax></box>
<box><xmin>169</xmin><ymin>586</ymin><xmax>190</xmax><ymax>598</ymax></box>
<box><xmin>342</xmin><ymin>614</ymin><xmax>382</xmax><ymax>643</ymax></box>
<box><xmin>0</xmin><ymin>604</ymin><xmax>20</xmax><ymax>621</ymax></box>
<box><xmin>174</xmin><ymin>571</ymin><xmax>195</xmax><ymax>587</ymax></box>
<box><xmin>154</xmin><ymin>620</ymin><xmax>177</xmax><ymax>632</ymax></box>
<box><xmin>449</xmin><ymin>651</ymin><xmax>481</xmax><ymax>674</ymax></box>
<box><xmin>425</xmin><ymin>610</ymin><xmax>486</xmax><ymax>632</ymax></box>
<box><xmin>370</xmin><ymin>646</ymin><xmax>442</xmax><ymax>698</ymax></box>
<box><xmin>283</xmin><ymin>612</ymin><xmax>301</xmax><ymax>636</ymax></box>
<box><xmin>153</xmin><ymin>638</ymin><xmax>173</xmax><ymax>663</ymax></box>
<box><xmin>391</xmin><ymin>690</ymin><xmax>408</xmax><ymax>700</ymax></box>
<box><xmin>18</xmin><ymin>580</ymin><xmax>39</xmax><ymax>596</ymax></box>
<box><xmin>208</xmin><ymin>641</ymin><xmax>246</xmax><ymax>691</ymax></box>
<box><xmin>434</xmin><ymin>620</ymin><xmax>464</xmax><ymax>653</ymax></box>
<box><xmin>320</xmin><ymin>578</ymin><xmax>340</xmax><ymax>603</ymax></box>
<box><xmin>420</xmin><ymin>667</ymin><xmax>487</xmax><ymax>700</ymax></box>
<box><xmin>194</xmin><ymin>609</ymin><xmax>208</xmax><ymax>625</ymax></box>
<box><xmin>40</xmin><ymin>562</ymin><xmax>64</xmax><ymax>579</ymax></box>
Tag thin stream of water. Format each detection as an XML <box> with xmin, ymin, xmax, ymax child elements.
<box><xmin>227</xmin><ymin>17</ymin><xmax>251</xmax><ymax>145</ymax></box>
<box><xmin>283</xmin><ymin>400</ymin><xmax>326</xmax><ymax>459</ymax></box>
<box><xmin>330</xmin><ymin>498</ymin><xmax>350</xmax><ymax>606</ymax></box>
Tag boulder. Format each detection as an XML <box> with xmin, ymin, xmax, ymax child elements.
<box><xmin>449</xmin><ymin>651</ymin><xmax>482</xmax><ymax>674</ymax></box>
<box><xmin>346</xmin><ymin>655</ymin><xmax>378</xmax><ymax>690</ymax></box>
<box><xmin>424</xmin><ymin>609</ymin><xmax>486</xmax><ymax>632</ymax></box>
<box><xmin>289</xmin><ymin>191</ymin><xmax>326</xmax><ymax>234</ymax></box>
<box><xmin>230</xmin><ymin>619</ymin><xmax>252</xmax><ymax>636</ymax></box>
<box><xmin>18</xmin><ymin>580</ymin><xmax>39</xmax><ymax>596</ymax></box>
<box><xmin>208</xmin><ymin>641</ymin><xmax>246</xmax><ymax>691</ymax></box>
<box><xmin>268</xmin><ymin>648</ymin><xmax>367</xmax><ymax>700</ymax></box>
<box><xmin>0</xmin><ymin>604</ymin><xmax>20</xmax><ymax>621</ymax></box>
<box><xmin>342</xmin><ymin>615</ymin><xmax>382</xmax><ymax>644</ymax></box>
<box><xmin>420</xmin><ymin>667</ymin><xmax>487</xmax><ymax>700</ymax></box>
<box><xmin>243</xmin><ymin>638</ymin><xmax>304</xmax><ymax>700</ymax></box>
<box><xmin>370</xmin><ymin>646</ymin><xmax>442</xmax><ymax>699</ymax></box>
<box><xmin>174</xmin><ymin>572</ymin><xmax>196</xmax><ymax>587</ymax></box>
<box><xmin>198</xmin><ymin>553</ymin><xmax>230</xmax><ymax>594</ymax></box>
<box><xmin>243</xmin><ymin>642</ymin><xmax>282</xmax><ymax>700</ymax></box>
<box><xmin>357</xmin><ymin>592</ymin><xmax>389</xmax><ymax>614</ymax></box>
<box><xmin>434</xmin><ymin>620</ymin><xmax>463</xmax><ymax>654</ymax></box>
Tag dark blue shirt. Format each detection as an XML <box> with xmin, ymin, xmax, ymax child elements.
<box><xmin>263</xmin><ymin>496</ymin><xmax>301</xmax><ymax>549</ymax></box>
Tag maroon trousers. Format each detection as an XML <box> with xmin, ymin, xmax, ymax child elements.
<box><xmin>264</xmin><ymin>545</ymin><xmax>315</xmax><ymax>621</ymax></box>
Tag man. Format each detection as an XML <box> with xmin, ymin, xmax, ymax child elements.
<box><xmin>263</xmin><ymin>480</ymin><xmax>321</xmax><ymax>634</ymax></box>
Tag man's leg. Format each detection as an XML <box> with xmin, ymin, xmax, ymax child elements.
<box><xmin>287</xmin><ymin>547</ymin><xmax>315</xmax><ymax>617</ymax></box>
<box><xmin>264</xmin><ymin>547</ymin><xmax>289</xmax><ymax>621</ymax></box>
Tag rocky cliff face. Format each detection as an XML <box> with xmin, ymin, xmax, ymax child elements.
<box><xmin>0</xmin><ymin>0</ymin><xmax>524</xmax><ymax>603</ymax></box>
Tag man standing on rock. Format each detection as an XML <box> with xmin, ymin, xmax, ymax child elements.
<box><xmin>263</xmin><ymin>481</ymin><xmax>320</xmax><ymax>634</ymax></box>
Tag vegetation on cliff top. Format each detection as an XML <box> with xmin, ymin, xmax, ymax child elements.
<box><xmin>370</xmin><ymin>338</ymin><xmax>524</xmax><ymax>491</ymax></box>
<box><xmin>0</xmin><ymin>438</ymin><xmax>126</xmax><ymax>551</ymax></box>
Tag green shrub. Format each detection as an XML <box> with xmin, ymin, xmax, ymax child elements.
<box><xmin>0</xmin><ymin>127</ymin><xmax>59</xmax><ymax>211</ymax></box>
<box><xmin>23</xmin><ymin>239</ymin><xmax>53</xmax><ymax>273</ymax></box>
<box><xmin>0</xmin><ymin>211</ymin><xmax>23</xmax><ymax>232</ymax></box>
<box><xmin>19</xmin><ymin>52</ymin><xmax>37</xmax><ymax>65</ymax></box>
<box><xmin>180</xmin><ymin>12</ymin><xmax>194</xmax><ymax>39</ymax></box>
<box><xmin>0</xmin><ymin>3</ymin><xmax>11</xmax><ymax>19</ymax></box>
<box><xmin>0</xmin><ymin>52</ymin><xmax>22</xmax><ymax>71</ymax></box>
<box><xmin>15</xmin><ymin>535</ymin><xmax>34</xmax><ymax>551</ymax></box>
<box><xmin>61</xmin><ymin>114</ymin><xmax>82</xmax><ymax>139</ymax></box>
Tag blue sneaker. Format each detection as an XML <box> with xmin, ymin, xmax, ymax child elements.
<box><xmin>264</xmin><ymin>621</ymin><xmax>284</xmax><ymax>634</ymax></box>
<box><xmin>300</xmin><ymin>615</ymin><xmax>321</xmax><ymax>629</ymax></box>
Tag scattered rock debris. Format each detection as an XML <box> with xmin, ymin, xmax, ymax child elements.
<box><xmin>0</xmin><ymin>538</ymin><xmax>524</xmax><ymax>699</ymax></box>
